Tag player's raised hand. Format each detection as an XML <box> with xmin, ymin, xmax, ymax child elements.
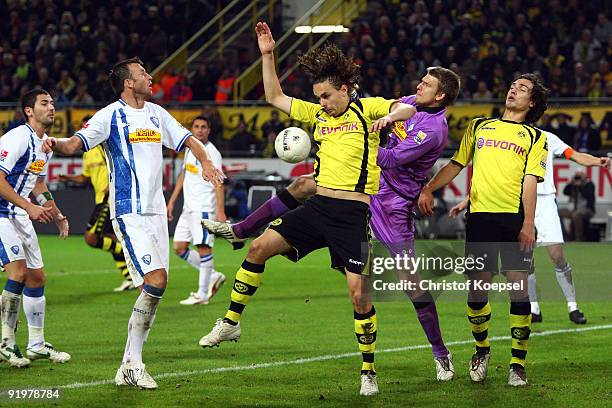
<box><xmin>370</xmin><ymin>115</ymin><xmax>393</xmax><ymax>132</ymax></box>
<box><xmin>256</xmin><ymin>22</ymin><xmax>275</xmax><ymax>55</ymax></box>
<box><xmin>201</xmin><ymin>160</ymin><xmax>226</xmax><ymax>187</ymax></box>
<box><xmin>55</xmin><ymin>214</ymin><xmax>69</xmax><ymax>239</ymax></box>
<box><xmin>418</xmin><ymin>188</ymin><xmax>435</xmax><ymax>217</ymax></box>
<box><xmin>26</xmin><ymin>204</ymin><xmax>53</xmax><ymax>224</ymax></box>
<box><xmin>42</xmin><ymin>137</ymin><xmax>57</xmax><ymax>153</ymax></box>
<box><xmin>599</xmin><ymin>156</ymin><xmax>610</xmax><ymax>169</ymax></box>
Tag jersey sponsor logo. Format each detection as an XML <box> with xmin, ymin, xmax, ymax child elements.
<box><xmin>128</xmin><ymin>129</ymin><xmax>161</xmax><ymax>144</ymax></box>
<box><xmin>392</xmin><ymin>121</ymin><xmax>408</xmax><ymax>140</ymax></box>
<box><xmin>476</xmin><ymin>137</ymin><xmax>526</xmax><ymax>155</ymax></box>
<box><xmin>320</xmin><ymin>123</ymin><xmax>358</xmax><ymax>135</ymax></box>
<box><xmin>0</xmin><ymin>149</ymin><xmax>8</xmax><ymax>161</ymax></box>
<box><xmin>414</xmin><ymin>131</ymin><xmax>427</xmax><ymax>144</ymax></box>
<box><xmin>150</xmin><ymin>116</ymin><xmax>160</xmax><ymax>128</ymax></box>
<box><xmin>10</xmin><ymin>245</ymin><xmax>19</xmax><ymax>255</ymax></box>
<box><xmin>141</xmin><ymin>254</ymin><xmax>151</xmax><ymax>265</ymax></box>
<box><xmin>28</xmin><ymin>159</ymin><xmax>46</xmax><ymax>174</ymax></box>
<box><xmin>185</xmin><ymin>163</ymin><xmax>199</xmax><ymax>174</ymax></box>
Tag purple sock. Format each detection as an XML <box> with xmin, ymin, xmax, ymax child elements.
<box><xmin>233</xmin><ymin>189</ymin><xmax>300</xmax><ymax>238</ymax></box>
<box><xmin>412</xmin><ymin>293</ymin><xmax>448</xmax><ymax>358</ymax></box>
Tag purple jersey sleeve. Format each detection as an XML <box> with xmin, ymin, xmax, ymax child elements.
<box><xmin>377</xmin><ymin>127</ymin><xmax>437</xmax><ymax>169</ymax></box>
<box><xmin>399</xmin><ymin>95</ymin><xmax>417</xmax><ymax>107</ymax></box>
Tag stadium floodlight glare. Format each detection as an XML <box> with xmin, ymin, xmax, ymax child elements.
<box><xmin>294</xmin><ymin>25</ymin><xmax>349</xmax><ymax>34</ymax></box>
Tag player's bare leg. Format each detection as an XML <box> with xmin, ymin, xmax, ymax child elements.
<box><xmin>203</xmin><ymin>175</ymin><xmax>316</xmax><ymax>247</ymax></box>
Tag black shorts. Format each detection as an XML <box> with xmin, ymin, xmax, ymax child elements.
<box><xmin>86</xmin><ymin>202</ymin><xmax>113</xmax><ymax>235</ymax></box>
<box><xmin>269</xmin><ymin>195</ymin><xmax>371</xmax><ymax>274</ymax></box>
<box><xmin>465</xmin><ymin>212</ymin><xmax>532</xmax><ymax>274</ymax></box>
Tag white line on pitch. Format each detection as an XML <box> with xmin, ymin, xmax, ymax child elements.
<box><xmin>57</xmin><ymin>323</ymin><xmax>612</xmax><ymax>390</ymax></box>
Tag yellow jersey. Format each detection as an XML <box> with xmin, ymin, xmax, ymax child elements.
<box><xmin>290</xmin><ymin>97</ymin><xmax>396</xmax><ymax>195</ymax></box>
<box><xmin>451</xmin><ymin>118</ymin><xmax>547</xmax><ymax>213</ymax></box>
<box><xmin>82</xmin><ymin>145</ymin><xmax>109</xmax><ymax>204</ymax></box>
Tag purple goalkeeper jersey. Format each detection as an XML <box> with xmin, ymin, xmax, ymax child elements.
<box><xmin>376</xmin><ymin>95</ymin><xmax>448</xmax><ymax>201</ymax></box>
<box><xmin>371</xmin><ymin>95</ymin><xmax>448</xmax><ymax>248</ymax></box>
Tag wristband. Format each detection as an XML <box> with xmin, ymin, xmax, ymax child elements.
<box><xmin>35</xmin><ymin>191</ymin><xmax>54</xmax><ymax>205</ymax></box>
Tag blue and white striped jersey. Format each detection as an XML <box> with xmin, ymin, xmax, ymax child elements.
<box><xmin>76</xmin><ymin>99</ymin><xmax>191</xmax><ymax>218</ymax></box>
<box><xmin>0</xmin><ymin>124</ymin><xmax>52</xmax><ymax>218</ymax></box>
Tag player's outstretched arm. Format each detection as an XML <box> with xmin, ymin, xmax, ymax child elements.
<box><xmin>570</xmin><ymin>151</ymin><xmax>611</xmax><ymax>169</ymax></box>
<box><xmin>43</xmin><ymin>136</ymin><xmax>84</xmax><ymax>155</ymax></box>
<box><xmin>32</xmin><ymin>177</ymin><xmax>69</xmax><ymax>238</ymax></box>
<box><xmin>418</xmin><ymin>161</ymin><xmax>463</xmax><ymax>216</ymax></box>
<box><xmin>58</xmin><ymin>174</ymin><xmax>89</xmax><ymax>184</ymax></box>
<box><xmin>166</xmin><ymin>171</ymin><xmax>184</xmax><ymax>221</ymax></box>
<box><xmin>183</xmin><ymin>136</ymin><xmax>226</xmax><ymax>187</ymax></box>
<box><xmin>256</xmin><ymin>22</ymin><xmax>291</xmax><ymax>114</ymax></box>
<box><xmin>370</xmin><ymin>103</ymin><xmax>416</xmax><ymax>132</ymax></box>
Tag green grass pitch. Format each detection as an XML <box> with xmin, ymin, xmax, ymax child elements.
<box><xmin>1</xmin><ymin>236</ymin><xmax>611</xmax><ymax>407</ymax></box>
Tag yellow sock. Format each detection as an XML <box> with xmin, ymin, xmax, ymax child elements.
<box><xmin>354</xmin><ymin>306</ymin><xmax>377</xmax><ymax>374</ymax></box>
<box><xmin>467</xmin><ymin>301</ymin><xmax>491</xmax><ymax>352</ymax></box>
<box><xmin>224</xmin><ymin>260</ymin><xmax>264</xmax><ymax>324</ymax></box>
<box><xmin>510</xmin><ymin>300</ymin><xmax>531</xmax><ymax>367</ymax></box>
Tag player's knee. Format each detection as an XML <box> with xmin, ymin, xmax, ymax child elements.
<box><xmin>247</xmin><ymin>238</ymin><xmax>273</xmax><ymax>262</ymax></box>
<box><xmin>25</xmin><ymin>269</ymin><xmax>46</xmax><ymax>288</ymax></box>
<box><xmin>83</xmin><ymin>232</ymin><xmax>100</xmax><ymax>248</ymax></box>
<box><xmin>287</xmin><ymin>176</ymin><xmax>316</xmax><ymax>201</ymax></box>
<box><xmin>173</xmin><ymin>243</ymin><xmax>188</xmax><ymax>256</ymax></box>
<box><xmin>144</xmin><ymin>270</ymin><xmax>167</xmax><ymax>289</ymax></box>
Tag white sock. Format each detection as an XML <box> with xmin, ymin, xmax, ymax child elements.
<box><xmin>23</xmin><ymin>292</ymin><xmax>46</xmax><ymax>349</ymax></box>
<box><xmin>527</xmin><ymin>274</ymin><xmax>540</xmax><ymax>314</ymax></box>
<box><xmin>197</xmin><ymin>254</ymin><xmax>214</xmax><ymax>300</ymax></box>
<box><xmin>180</xmin><ymin>249</ymin><xmax>200</xmax><ymax>270</ymax></box>
<box><xmin>125</xmin><ymin>289</ymin><xmax>160</xmax><ymax>366</ymax></box>
<box><xmin>555</xmin><ymin>263</ymin><xmax>577</xmax><ymax>310</ymax></box>
<box><xmin>1</xmin><ymin>290</ymin><xmax>21</xmax><ymax>346</ymax></box>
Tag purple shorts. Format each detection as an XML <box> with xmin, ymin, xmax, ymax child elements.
<box><xmin>370</xmin><ymin>185</ymin><xmax>416</xmax><ymax>256</ymax></box>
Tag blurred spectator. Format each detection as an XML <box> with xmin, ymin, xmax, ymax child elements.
<box><xmin>72</xmin><ymin>84</ymin><xmax>94</xmax><ymax>104</ymax></box>
<box><xmin>572</xmin><ymin>29</ymin><xmax>601</xmax><ymax>64</ymax></box>
<box><xmin>160</xmin><ymin>68</ymin><xmax>180</xmax><ymax>101</ymax></box>
<box><xmin>593</xmin><ymin>12</ymin><xmax>612</xmax><ymax>45</ymax></box>
<box><xmin>588</xmin><ymin>59</ymin><xmax>611</xmax><ymax>99</ymax></box>
<box><xmin>521</xmin><ymin>45</ymin><xmax>544</xmax><ymax>75</ymax></box>
<box><xmin>573</xmin><ymin>116</ymin><xmax>601</xmax><ymax>152</ymax></box>
<box><xmin>471</xmin><ymin>81</ymin><xmax>492</xmax><ymax>101</ymax></box>
<box><xmin>560</xmin><ymin>171</ymin><xmax>596</xmax><ymax>241</ymax></box>
<box><xmin>568</xmin><ymin>62</ymin><xmax>591</xmax><ymax>97</ymax></box>
<box><xmin>554</xmin><ymin>113</ymin><xmax>576</xmax><ymax>146</ymax></box>
<box><xmin>230</xmin><ymin>121</ymin><xmax>258</xmax><ymax>156</ymax></box>
<box><xmin>169</xmin><ymin>76</ymin><xmax>193</xmax><ymax>102</ymax></box>
<box><xmin>215</xmin><ymin>68</ymin><xmax>236</xmax><ymax>105</ymax></box>
<box><xmin>191</xmin><ymin>64</ymin><xmax>218</xmax><ymax>101</ymax></box>
<box><xmin>261</xmin><ymin>110</ymin><xmax>284</xmax><ymax>141</ymax></box>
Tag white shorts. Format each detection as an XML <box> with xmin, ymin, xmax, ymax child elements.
<box><xmin>173</xmin><ymin>210</ymin><xmax>215</xmax><ymax>247</ymax></box>
<box><xmin>535</xmin><ymin>194</ymin><xmax>564</xmax><ymax>246</ymax></box>
<box><xmin>0</xmin><ymin>216</ymin><xmax>44</xmax><ymax>269</ymax></box>
<box><xmin>112</xmin><ymin>213</ymin><xmax>169</xmax><ymax>287</ymax></box>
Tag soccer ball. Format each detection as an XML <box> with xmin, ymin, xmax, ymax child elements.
<box><xmin>274</xmin><ymin>127</ymin><xmax>311</xmax><ymax>163</ymax></box>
